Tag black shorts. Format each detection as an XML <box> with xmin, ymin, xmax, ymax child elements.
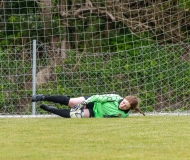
<box><xmin>84</xmin><ymin>96</ymin><xmax>94</xmax><ymax>110</ymax></box>
<box><xmin>84</xmin><ymin>96</ymin><xmax>94</xmax><ymax>117</ymax></box>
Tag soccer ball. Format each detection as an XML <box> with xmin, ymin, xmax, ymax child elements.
<box><xmin>70</xmin><ymin>108</ymin><xmax>84</xmax><ymax>118</ymax></box>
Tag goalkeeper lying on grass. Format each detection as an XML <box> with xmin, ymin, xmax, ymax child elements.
<box><xmin>32</xmin><ymin>94</ymin><xmax>145</xmax><ymax>118</ymax></box>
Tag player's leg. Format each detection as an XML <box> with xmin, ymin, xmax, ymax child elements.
<box><xmin>32</xmin><ymin>94</ymin><xmax>86</xmax><ymax>107</ymax></box>
<box><xmin>40</xmin><ymin>104</ymin><xmax>94</xmax><ymax>118</ymax></box>
<box><xmin>40</xmin><ymin>104</ymin><xmax>70</xmax><ymax>118</ymax></box>
<box><xmin>68</xmin><ymin>97</ymin><xmax>86</xmax><ymax>107</ymax></box>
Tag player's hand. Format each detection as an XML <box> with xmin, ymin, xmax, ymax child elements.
<box><xmin>81</xmin><ymin>101</ymin><xmax>86</xmax><ymax>105</ymax></box>
<box><xmin>71</xmin><ymin>101</ymin><xmax>86</xmax><ymax>111</ymax></box>
<box><xmin>77</xmin><ymin>101</ymin><xmax>86</xmax><ymax>108</ymax></box>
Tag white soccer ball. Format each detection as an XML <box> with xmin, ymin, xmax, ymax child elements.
<box><xmin>70</xmin><ymin>109</ymin><xmax>84</xmax><ymax>118</ymax></box>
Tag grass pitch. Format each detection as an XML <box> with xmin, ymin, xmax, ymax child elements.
<box><xmin>0</xmin><ymin>116</ymin><xmax>190</xmax><ymax>160</ymax></box>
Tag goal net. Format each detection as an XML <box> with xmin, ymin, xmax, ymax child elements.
<box><xmin>0</xmin><ymin>0</ymin><xmax>189</xmax><ymax>115</ymax></box>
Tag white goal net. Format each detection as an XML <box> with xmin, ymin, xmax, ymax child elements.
<box><xmin>0</xmin><ymin>0</ymin><xmax>189</xmax><ymax>115</ymax></box>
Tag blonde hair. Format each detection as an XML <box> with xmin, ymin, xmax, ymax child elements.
<box><xmin>125</xmin><ymin>96</ymin><xmax>145</xmax><ymax>116</ymax></box>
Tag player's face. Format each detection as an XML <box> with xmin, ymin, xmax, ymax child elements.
<box><xmin>119</xmin><ymin>99</ymin><xmax>131</xmax><ymax>110</ymax></box>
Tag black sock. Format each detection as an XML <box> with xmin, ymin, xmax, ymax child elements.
<box><xmin>88</xmin><ymin>109</ymin><xmax>95</xmax><ymax>117</ymax></box>
<box><xmin>49</xmin><ymin>108</ymin><xmax>70</xmax><ymax>118</ymax></box>
<box><xmin>44</xmin><ymin>95</ymin><xmax>70</xmax><ymax>105</ymax></box>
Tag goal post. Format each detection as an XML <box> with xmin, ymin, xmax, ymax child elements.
<box><xmin>32</xmin><ymin>39</ymin><xmax>37</xmax><ymax>115</ymax></box>
<box><xmin>0</xmin><ymin>0</ymin><xmax>189</xmax><ymax>116</ymax></box>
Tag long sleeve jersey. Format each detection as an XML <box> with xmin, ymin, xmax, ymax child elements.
<box><xmin>85</xmin><ymin>94</ymin><xmax>130</xmax><ymax>118</ymax></box>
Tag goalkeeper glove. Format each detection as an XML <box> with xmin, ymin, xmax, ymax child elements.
<box><xmin>71</xmin><ymin>101</ymin><xmax>86</xmax><ymax>112</ymax></box>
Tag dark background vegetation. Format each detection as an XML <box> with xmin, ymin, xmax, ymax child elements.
<box><xmin>0</xmin><ymin>0</ymin><xmax>189</xmax><ymax>114</ymax></box>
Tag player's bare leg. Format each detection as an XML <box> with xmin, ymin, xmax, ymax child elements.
<box><xmin>68</xmin><ymin>97</ymin><xmax>86</xmax><ymax>107</ymax></box>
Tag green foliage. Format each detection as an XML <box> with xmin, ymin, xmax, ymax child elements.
<box><xmin>178</xmin><ymin>0</ymin><xmax>190</xmax><ymax>9</ymax></box>
<box><xmin>109</xmin><ymin>29</ymin><xmax>153</xmax><ymax>54</ymax></box>
<box><xmin>59</xmin><ymin>44</ymin><xmax>190</xmax><ymax>112</ymax></box>
<box><xmin>0</xmin><ymin>48</ymin><xmax>33</xmax><ymax>112</ymax></box>
<box><xmin>0</xmin><ymin>79</ymin><xmax>20</xmax><ymax>110</ymax></box>
<box><xmin>0</xmin><ymin>1</ymin><xmax>43</xmax><ymax>48</ymax></box>
<box><xmin>0</xmin><ymin>1</ymin><xmax>190</xmax><ymax>114</ymax></box>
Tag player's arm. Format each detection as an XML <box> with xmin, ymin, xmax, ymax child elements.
<box><xmin>85</xmin><ymin>94</ymin><xmax>122</xmax><ymax>103</ymax></box>
<box><xmin>103</xmin><ymin>114</ymin><xmax>122</xmax><ymax>118</ymax></box>
<box><xmin>103</xmin><ymin>112</ymin><xmax>129</xmax><ymax>118</ymax></box>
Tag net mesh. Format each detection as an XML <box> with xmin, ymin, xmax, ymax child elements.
<box><xmin>0</xmin><ymin>0</ymin><xmax>189</xmax><ymax>115</ymax></box>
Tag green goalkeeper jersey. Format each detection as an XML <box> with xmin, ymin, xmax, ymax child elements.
<box><xmin>85</xmin><ymin>94</ymin><xmax>129</xmax><ymax>118</ymax></box>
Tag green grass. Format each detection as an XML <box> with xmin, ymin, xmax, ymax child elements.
<box><xmin>0</xmin><ymin>116</ymin><xmax>190</xmax><ymax>160</ymax></box>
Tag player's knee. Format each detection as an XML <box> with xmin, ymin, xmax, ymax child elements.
<box><xmin>68</xmin><ymin>97</ymin><xmax>86</xmax><ymax>107</ymax></box>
